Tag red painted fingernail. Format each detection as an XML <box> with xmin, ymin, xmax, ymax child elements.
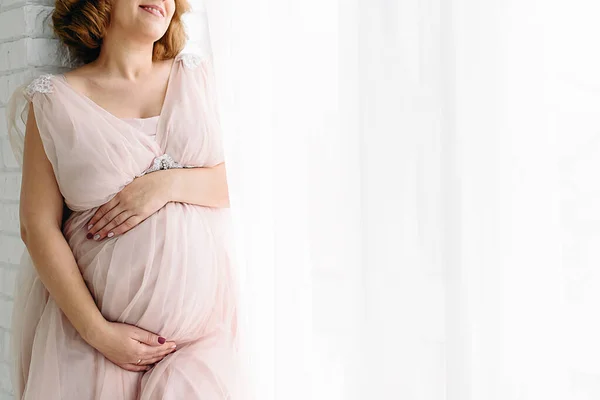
<box><xmin>86</xmin><ymin>233</ymin><xmax>93</xmax><ymax>239</ymax></box>
<box><xmin>158</xmin><ymin>337</ymin><xmax>166</xmax><ymax>344</ymax></box>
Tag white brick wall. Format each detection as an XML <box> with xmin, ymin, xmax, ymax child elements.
<box><xmin>0</xmin><ymin>0</ymin><xmax>66</xmax><ymax>396</ymax></box>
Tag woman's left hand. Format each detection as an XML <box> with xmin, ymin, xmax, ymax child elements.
<box><xmin>85</xmin><ymin>172</ymin><xmax>171</xmax><ymax>241</ymax></box>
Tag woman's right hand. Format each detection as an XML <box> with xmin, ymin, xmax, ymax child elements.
<box><xmin>86</xmin><ymin>320</ymin><xmax>177</xmax><ymax>372</ymax></box>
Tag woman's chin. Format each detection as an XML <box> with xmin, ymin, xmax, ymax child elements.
<box><xmin>132</xmin><ymin>22</ymin><xmax>169</xmax><ymax>44</ymax></box>
<box><xmin>134</xmin><ymin>32</ymin><xmax>168</xmax><ymax>47</ymax></box>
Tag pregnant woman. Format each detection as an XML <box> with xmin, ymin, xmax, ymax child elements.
<box><xmin>5</xmin><ymin>0</ymin><xmax>242</xmax><ymax>398</ymax></box>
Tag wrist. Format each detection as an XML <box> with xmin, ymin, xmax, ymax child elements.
<box><xmin>80</xmin><ymin>314</ymin><xmax>109</xmax><ymax>347</ymax></box>
<box><xmin>161</xmin><ymin>169</ymin><xmax>181</xmax><ymax>203</ymax></box>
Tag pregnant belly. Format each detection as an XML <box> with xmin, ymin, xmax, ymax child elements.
<box><xmin>63</xmin><ymin>202</ymin><xmax>237</xmax><ymax>343</ymax></box>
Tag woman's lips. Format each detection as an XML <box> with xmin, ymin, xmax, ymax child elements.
<box><xmin>139</xmin><ymin>4</ymin><xmax>165</xmax><ymax>17</ymax></box>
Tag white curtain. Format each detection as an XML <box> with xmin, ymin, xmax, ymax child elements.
<box><xmin>448</xmin><ymin>0</ymin><xmax>600</xmax><ymax>399</ymax></box>
<box><xmin>197</xmin><ymin>0</ymin><xmax>600</xmax><ymax>398</ymax></box>
<box><xmin>202</xmin><ymin>0</ymin><xmax>443</xmax><ymax>398</ymax></box>
<box><xmin>203</xmin><ymin>0</ymin><xmax>359</xmax><ymax>398</ymax></box>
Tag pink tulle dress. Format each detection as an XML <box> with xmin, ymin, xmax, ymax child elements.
<box><xmin>8</xmin><ymin>53</ymin><xmax>243</xmax><ymax>399</ymax></box>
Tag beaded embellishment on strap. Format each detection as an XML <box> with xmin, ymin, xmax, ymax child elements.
<box><xmin>23</xmin><ymin>74</ymin><xmax>54</xmax><ymax>100</ymax></box>
<box><xmin>177</xmin><ymin>53</ymin><xmax>203</xmax><ymax>69</ymax></box>
<box><xmin>135</xmin><ymin>153</ymin><xmax>199</xmax><ymax>178</ymax></box>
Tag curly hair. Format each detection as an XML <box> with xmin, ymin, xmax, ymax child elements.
<box><xmin>52</xmin><ymin>0</ymin><xmax>190</xmax><ymax>64</ymax></box>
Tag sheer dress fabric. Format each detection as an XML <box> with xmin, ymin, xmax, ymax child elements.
<box><xmin>8</xmin><ymin>53</ymin><xmax>243</xmax><ymax>400</ymax></box>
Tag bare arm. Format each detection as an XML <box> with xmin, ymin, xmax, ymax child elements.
<box><xmin>19</xmin><ymin>103</ymin><xmax>106</xmax><ymax>342</ymax></box>
<box><xmin>19</xmin><ymin>103</ymin><xmax>176</xmax><ymax>371</ymax></box>
<box><xmin>84</xmin><ymin>162</ymin><xmax>230</xmax><ymax>241</ymax></box>
<box><xmin>164</xmin><ymin>162</ymin><xmax>230</xmax><ymax>208</ymax></box>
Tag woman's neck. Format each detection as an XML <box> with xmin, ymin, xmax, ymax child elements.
<box><xmin>93</xmin><ymin>34</ymin><xmax>155</xmax><ymax>80</ymax></box>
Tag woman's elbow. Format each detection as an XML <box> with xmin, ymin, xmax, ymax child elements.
<box><xmin>221</xmin><ymin>196</ymin><xmax>231</xmax><ymax>208</ymax></box>
<box><xmin>19</xmin><ymin>210</ymin><xmax>62</xmax><ymax>247</ymax></box>
<box><xmin>20</xmin><ymin>223</ymin><xmax>29</xmax><ymax>245</ymax></box>
<box><xmin>220</xmin><ymin>183</ymin><xmax>231</xmax><ymax>208</ymax></box>
<box><xmin>20</xmin><ymin>219</ymin><xmax>40</xmax><ymax>246</ymax></box>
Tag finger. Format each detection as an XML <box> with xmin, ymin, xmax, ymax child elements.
<box><xmin>88</xmin><ymin>204</ymin><xmax>124</xmax><ymax>238</ymax></box>
<box><xmin>141</xmin><ymin>348</ymin><xmax>177</xmax><ymax>365</ymax></box>
<box><xmin>108</xmin><ymin>215</ymin><xmax>143</xmax><ymax>238</ymax></box>
<box><xmin>114</xmin><ymin>361</ymin><xmax>148</xmax><ymax>372</ymax></box>
<box><xmin>131</xmin><ymin>328</ymin><xmax>167</xmax><ymax>347</ymax></box>
<box><xmin>139</xmin><ymin>341</ymin><xmax>177</xmax><ymax>359</ymax></box>
<box><xmin>87</xmin><ymin>197</ymin><xmax>119</xmax><ymax>231</ymax></box>
<box><xmin>119</xmin><ymin>363</ymin><xmax>151</xmax><ymax>372</ymax></box>
<box><xmin>94</xmin><ymin>210</ymin><xmax>132</xmax><ymax>240</ymax></box>
<box><xmin>143</xmin><ymin>355</ymin><xmax>166</xmax><ymax>366</ymax></box>
<box><xmin>136</xmin><ymin>341</ymin><xmax>177</xmax><ymax>360</ymax></box>
<box><xmin>146</xmin><ymin>345</ymin><xmax>177</xmax><ymax>361</ymax></box>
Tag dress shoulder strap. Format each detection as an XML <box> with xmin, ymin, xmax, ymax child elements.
<box><xmin>6</xmin><ymin>74</ymin><xmax>55</xmax><ymax>167</ymax></box>
<box><xmin>176</xmin><ymin>53</ymin><xmax>204</xmax><ymax>69</ymax></box>
<box><xmin>23</xmin><ymin>74</ymin><xmax>54</xmax><ymax>101</ymax></box>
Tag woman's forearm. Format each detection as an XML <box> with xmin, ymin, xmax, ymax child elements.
<box><xmin>21</xmin><ymin>223</ymin><xmax>107</xmax><ymax>344</ymax></box>
<box><xmin>163</xmin><ymin>162</ymin><xmax>230</xmax><ymax>208</ymax></box>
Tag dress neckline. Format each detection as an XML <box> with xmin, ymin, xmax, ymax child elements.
<box><xmin>58</xmin><ymin>58</ymin><xmax>177</xmax><ymax>120</ymax></box>
<box><xmin>56</xmin><ymin>56</ymin><xmax>180</xmax><ymax>151</ymax></box>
